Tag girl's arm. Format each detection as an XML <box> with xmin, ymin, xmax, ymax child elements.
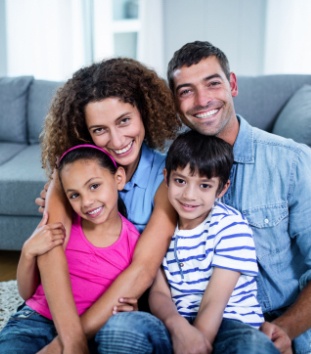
<box><xmin>17</xmin><ymin>212</ymin><xmax>65</xmax><ymax>299</ymax></box>
<box><xmin>36</xmin><ymin>171</ymin><xmax>88</xmax><ymax>353</ymax></box>
<box><xmin>149</xmin><ymin>268</ymin><xmax>213</xmax><ymax>353</ymax></box>
<box><xmin>194</xmin><ymin>267</ymin><xmax>240</xmax><ymax>344</ymax></box>
<box><xmin>80</xmin><ymin>181</ymin><xmax>177</xmax><ymax>338</ymax></box>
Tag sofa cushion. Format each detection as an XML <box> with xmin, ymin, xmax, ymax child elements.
<box><xmin>27</xmin><ymin>80</ymin><xmax>63</xmax><ymax>144</ymax></box>
<box><xmin>0</xmin><ymin>142</ymin><xmax>27</xmax><ymax>166</ymax></box>
<box><xmin>272</xmin><ymin>85</ymin><xmax>311</xmax><ymax>147</ymax></box>
<box><xmin>0</xmin><ymin>144</ymin><xmax>47</xmax><ymax>216</ymax></box>
<box><xmin>0</xmin><ymin>76</ymin><xmax>34</xmax><ymax>143</ymax></box>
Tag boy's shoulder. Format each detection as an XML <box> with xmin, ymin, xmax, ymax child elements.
<box><xmin>212</xmin><ymin>201</ymin><xmax>246</xmax><ymax>222</ymax></box>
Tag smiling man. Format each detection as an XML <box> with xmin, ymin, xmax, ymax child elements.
<box><xmin>167</xmin><ymin>40</ymin><xmax>311</xmax><ymax>354</ymax></box>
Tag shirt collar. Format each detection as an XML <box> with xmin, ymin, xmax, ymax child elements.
<box><xmin>233</xmin><ymin>115</ymin><xmax>255</xmax><ymax>164</ymax></box>
<box><xmin>123</xmin><ymin>143</ymin><xmax>154</xmax><ymax>191</ymax></box>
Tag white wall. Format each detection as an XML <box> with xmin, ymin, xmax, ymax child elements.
<box><xmin>163</xmin><ymin>0</ymin><xmax>267</xmax><ymax>77</ymax></box>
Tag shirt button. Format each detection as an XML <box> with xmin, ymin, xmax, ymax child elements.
<box><xmin>180</xmin><ymin>263</ymin><xmax>184</xmax><ymax>267</ymax></box>
<box><xmin>264</xmin><ymin>218</ymin><xmax>269</xmax><ymax>224</ymax></box>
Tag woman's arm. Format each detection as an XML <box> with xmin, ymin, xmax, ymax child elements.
<box><xmin>17</xmin><ymin>212</ymin><xmax>65</xmax><ymax>299</ymax></box>
<box><xmin>80</xmin><ymin>181</ymin><xmax>177</xmax><ymax>337</ymax></box>
<box><xmin>37</xmin><ymin>171</ymin><xmax>88</xmax><ymax>353</ymax></box>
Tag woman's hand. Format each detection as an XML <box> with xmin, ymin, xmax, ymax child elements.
<box><xmin>35</xmin><ymin>181</ymin><xmax>50</xmax><ymax>213</ymax></box>
<box><xmin>112</xmin><ymin>297</ymin><xmax>138</xmax><ymax>314</ymax></box>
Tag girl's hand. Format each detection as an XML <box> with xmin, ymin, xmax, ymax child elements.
<box><xmin>35</xmin><ymin>181</ymin><xmax>50</xmax><ymax>213</ymax></box>
<box><xmin>112</xmin><ymin>297</ymin><xmax>138</xmax><ymax>314</ymax></box>
<box><xmin>23</xmin><ymin>212</ymin><xmax>66</xmax><ymax>259</ymax></box>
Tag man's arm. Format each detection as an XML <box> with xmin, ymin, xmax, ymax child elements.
<box><xmin>149</xmin><ymin>268</ymin><xmax>212</xmax><ymax>354</ymax></box>
<box><xmin>80</xmin><ymin>182</ymin><xmax>177</xmax><ymax>337</ymax></box>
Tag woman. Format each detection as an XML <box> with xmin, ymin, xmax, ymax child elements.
<box><xmin>36</xmin><ymin>58</ymin><xmax>181</xmax><ymax>353</ymax></box>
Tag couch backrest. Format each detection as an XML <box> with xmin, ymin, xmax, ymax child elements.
<box><xmin>27</xmin><ymin>79</ymin><xmax>63</xmax><ymax>144</ymax></box>
<box><xmin>234</xmin><ymin>74</ymin><xmax>311</xmax><ymax>132</ymax></box>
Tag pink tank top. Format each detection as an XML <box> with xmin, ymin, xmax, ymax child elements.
<box><xmin>26</xmin><ymin>213</ymin><xmax>140</xmax><ymax>319</ymax></box>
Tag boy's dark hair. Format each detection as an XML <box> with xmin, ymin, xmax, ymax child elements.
<box><xmin>167</xmin><ymin>41</ymin><xmax>230</xmax><ymax>93</ymax></box>
<box><xmin>165</xmin><ymin>130</ymin><xmax>233</xmax><ymax>195</ymax></box>
<box><xmin>58</xmin><ymin>147</ymin><xmax>127</xmax><ymax>217</ymax></box>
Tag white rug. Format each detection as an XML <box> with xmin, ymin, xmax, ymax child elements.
<box><xmin>0</xmin><ymin>280</ymin><xmax>23</xmax><ymax>331</ymax></box>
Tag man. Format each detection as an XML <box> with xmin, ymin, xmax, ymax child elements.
<box><xmin>167</xmin><ymin>40</ymin><xmax>311</xmax><ymax>354</ymax></box>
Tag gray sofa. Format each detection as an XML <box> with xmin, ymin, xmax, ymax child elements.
<box><xmin>0</xmin><ymin>74</ymin><xmax>311</xmax><ymax>251</ymax></box>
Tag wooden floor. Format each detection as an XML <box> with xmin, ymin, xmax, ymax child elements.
<box><xmin>0</xmin><ymin>251</ymin><xmax>21</xmax><ymax>281</ymax></box>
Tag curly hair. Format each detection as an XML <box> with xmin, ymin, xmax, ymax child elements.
<box><xmin>41</xmin><ymin>58</ymin><xmax>181</xmax><ymax>175</ymax></box>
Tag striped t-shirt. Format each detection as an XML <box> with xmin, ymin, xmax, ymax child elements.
<box><xmin>162</xmin><ymin>201</ymin><xmax>264</xmax><ymax>328</ymax></box>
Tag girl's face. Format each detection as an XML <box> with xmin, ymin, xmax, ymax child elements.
<box><xmin>85</xmin><ymin>98</ymin><xmax>145</xmax><ymax>181</ymax></box>
<box><xmin>60</xmin><ymin>159</ymin><xmax>125</xmax><ymax>226</ymax></box>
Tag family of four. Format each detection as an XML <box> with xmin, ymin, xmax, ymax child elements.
<box><xmin>0</xmin><ymin>40</ymin><xmax>311</xmax><ymax>354</ymax></box>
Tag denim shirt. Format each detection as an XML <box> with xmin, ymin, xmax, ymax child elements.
<box><xmin>119</xmin><ymin>143</ymin><xmax>165</xmax><ymax>233</ymax></box>
<box><xmin>222</xmin><ymin>116</ymin><xmax>311</xmax><ymax>352</ymax></box>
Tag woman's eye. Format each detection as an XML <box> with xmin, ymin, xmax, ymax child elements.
<box><xmin>119</xmin><ymin>117</ymin><xmax>130</xmax><ymax>125</ymax></box>
<box><xmin>92</xmin><ymin>127</ymin><xmax>106</xmax><ymax>135</ymax></box>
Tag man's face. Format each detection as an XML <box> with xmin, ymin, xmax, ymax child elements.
<box><xmin>173</xmin><ymin>56</ymin><xmax>238</xmax><ymax>139</ymax></box>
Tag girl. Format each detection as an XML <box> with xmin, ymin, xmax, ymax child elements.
<box><xmin>0</xmin><ymin>145</ymin><xmax>140</xmax><ymax>353</ymax></box>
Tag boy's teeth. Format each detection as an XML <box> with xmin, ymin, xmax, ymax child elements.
<box><xmin>196</xmin><ymin>109</ymin><xmax>218</xmax><ymax>118</ymax></box>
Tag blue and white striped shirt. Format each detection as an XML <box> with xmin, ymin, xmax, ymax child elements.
<box><xmin>162</xmin><ymin>201</ymin><xmax>264</xmax><ymax>328</ymax></box>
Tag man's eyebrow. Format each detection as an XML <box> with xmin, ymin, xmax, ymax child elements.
<box><xmin>175</xmin><ymin>74</ymin><xmax>223</xmax><ymax>92</ymax></box>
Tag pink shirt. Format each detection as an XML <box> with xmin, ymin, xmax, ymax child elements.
<box><xmin>26</xmin><ymin>213</ymin><xmax>140</xmax><ymax>319</ymax></box>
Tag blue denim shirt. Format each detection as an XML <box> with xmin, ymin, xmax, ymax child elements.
<box><xmin>119</xmin><ymin>143</ymin><xmax>165</xmax><ymax>233</ymax></box>
<box><xmin>222</xmin><ymin>116</ymin><xmax>311</xmax><ymax>353</ymax></box>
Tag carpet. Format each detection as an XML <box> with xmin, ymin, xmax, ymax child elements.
<box><xmin>0</xmin><ymin>280</ymin><xmax>23</xmax><ymax>331</ymax></box>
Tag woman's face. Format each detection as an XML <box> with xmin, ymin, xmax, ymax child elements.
<box><xmin>85</xmin><ymin>98</ymin><xmax>145</xmax><ymax>181</ymax></box>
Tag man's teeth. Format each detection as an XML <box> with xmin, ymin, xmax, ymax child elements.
<box><xmin>88</xmin><ymin>207</ymin><xmax>101</xmax><ymax>215</ymax></box>
<box><xmin>114</xmin><ymin>141</ymin><xmax>133</xmax><ymax>155</ymax></box>
<box><xmin>195</xmin><ymin>109</ymin><xmax>218</xmax><ymax>118</ymax></box>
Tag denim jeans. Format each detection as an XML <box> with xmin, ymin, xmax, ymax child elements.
<box><xmin>0</xmin><ymin>305</ymin><xmax>57</xmax><ymax>354</ymax></box>
<box><xmin>98</xmin><ymin>312</ymin><xmax>280</xmax><ymax>354</ymax></box>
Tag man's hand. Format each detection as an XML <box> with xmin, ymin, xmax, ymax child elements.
<box><xmin>35</xmin><ymin>181</ymin><xmax>50</xmax><ymax>213</ymax></box>
<box><xmin>260</xmin><ymin>321</ymin><xmax>292</xmax><ymax>354</ymax></box>
<box><xmin>112</xmin><ymin>297</ymin><xmax>138</xmax><ymax>314</ymax></box>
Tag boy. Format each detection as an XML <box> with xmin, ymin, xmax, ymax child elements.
<box><xmin>149</xmin><ymin>130</ymin><xmax>264</xmax><ymax>353</ymax></box>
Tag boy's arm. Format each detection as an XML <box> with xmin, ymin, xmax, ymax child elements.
<box><xmin>79</xmin><ymin>182</ymin><xmax>177</xmax><ymax>337</ymax></box>
<box><xmin>149</xmin><ymin>268</ymin><xmax>212</xmax><ymax>354</ymax></box>
<box><xmin>194</xmin><ymin>267</ymin><xmax>240</xmax><ymax>344</ymax></box>
<box><xmin>37</xmin><ymin>172</ymin><xmax>88</xmax><ymax>353</ymax></box>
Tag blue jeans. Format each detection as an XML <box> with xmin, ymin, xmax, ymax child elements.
<box><xmin>98</xmin><ymin>312</ymin><xmax>280</xmax><ymax>354</ymax></box>
<box><xmin>0</xmin><ymin>306</ymin><xmax>171</xmax><ymax>354</ymax></box>
<box><xmin>0</xmin><ymin>305</ymin><xmax>57</xmax><ymax>354</ymax></box>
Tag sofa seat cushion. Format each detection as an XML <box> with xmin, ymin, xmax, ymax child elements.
<box><xmin>0</xmin><ymin>144</ymin><xmax>47</xmax><ymax>216</ymax></box>
<box><xmin>0</xmin><ymin>143</ymin><xmax>27</xmax><ymax>166</ymax></box>
<box><xmin>272</xmin><ymin>85</ymin><xmax>311</xmax><ymax>147</ymax></box>
<box><xmin>0</xmin><ymin>76</ymin><xmax>34</xmax><ymax>144</ymax></box>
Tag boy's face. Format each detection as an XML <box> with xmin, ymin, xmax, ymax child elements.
<box><xmin>164</xmin><ymin>165</ymin><xmax>229</xmax><ymax>230</ymax></box>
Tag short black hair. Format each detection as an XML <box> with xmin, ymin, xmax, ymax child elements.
<box><xmin>165</xmin><ymin>130</ymin><xmax>233</xmax><ymax>194</ymax></box>
<box><xmin>167</xmin><ymin>40</ymin><xmax>230</xmax><ymax>93</ymax></box>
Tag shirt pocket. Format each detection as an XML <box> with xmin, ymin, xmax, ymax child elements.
<box><xmin>242</xmin><ymin>202</ymin><xmax>289</xmax><ymax>265</ymax></box>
